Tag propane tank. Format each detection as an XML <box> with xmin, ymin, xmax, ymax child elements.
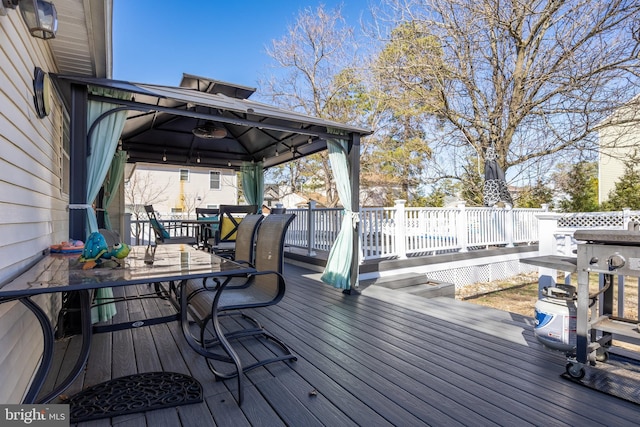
<box><xmin>533</xmin><ymin>285</ymin><xmax>577</xmax><ymax>353</ymax></box>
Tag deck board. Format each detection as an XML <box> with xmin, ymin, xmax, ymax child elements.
<box><xmin>41</xmin><ymin>263</ymin><xmax>639</xmax><ymax>426</ymax></box>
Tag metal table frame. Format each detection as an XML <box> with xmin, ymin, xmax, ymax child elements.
<box><xmin>0</xmin><ymin>244</ymin><xmax>254</xmax><ymax>403</ymax></box>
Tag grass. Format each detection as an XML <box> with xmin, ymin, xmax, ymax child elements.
<box><xmin>457</xmin><ymin>272</ymin><xmax>639</xmax><ymax>322</ymax></box>
<box><xmin>456</xmin><ymin>273</ymin><xmax>540</xmax><ymax>317</ymax></box>
<box><xmin>458</xmin><ymin>273</ymin><xmax>640</xmax><ymax>352</ymax></box>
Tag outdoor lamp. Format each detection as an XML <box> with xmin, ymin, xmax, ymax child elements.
<box><xmin>2</xmin><ymin>0</ymin><xmax>58</xmax><ymax>39</ymax></box>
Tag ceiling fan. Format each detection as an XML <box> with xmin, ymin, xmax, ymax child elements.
<box><xmin>192</xmin><ymin>121</ymin><xmax>227</xmax><ymax>139</ymax></box>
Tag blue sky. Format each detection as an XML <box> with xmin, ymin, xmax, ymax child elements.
<box><xmin>113</xmin><ymin>0</ymin><xmax>371</xmax><ymax>88</ymax></box>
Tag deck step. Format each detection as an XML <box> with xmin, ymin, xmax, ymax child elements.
<box><xmin>361</xmin><ymin>272</ymin><xmax>430</xmax><ymax>289</ymax></box>
<box><xmin>361</xmin><ymin>272</ymin><xmax>455</xmax><ymax>298</ymax></box>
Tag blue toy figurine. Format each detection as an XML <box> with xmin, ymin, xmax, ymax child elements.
<box><xmin>79</xmin><ymin>231</ymin><xmax>130</xmax><ymax>269</ymax></box>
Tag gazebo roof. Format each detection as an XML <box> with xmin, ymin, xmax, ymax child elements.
<box><xmin>53</xmin><ymin>73</ymin><xmax>371</xmax><ymax>170</ymax></box>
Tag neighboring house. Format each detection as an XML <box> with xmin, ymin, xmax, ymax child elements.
<box><xmin>126</xmin><ymin>163</ymin><xmax>238</xmax><ymax>219</ymax></box>
<box><xmin>0</xmin><ymin>0</ymin><xmax>112</xmax><ymax>403</ymax></box>
<box><xmin>282</xmin><ymin>192</ymin><xmax>310</xmax><ymax>209</ymax></box>
<box><xmin>598</xmin><ymin>100</ymin><xmax>640</xmax><ymax>204</ymax></box>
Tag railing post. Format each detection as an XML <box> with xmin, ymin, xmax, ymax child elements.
<box><xmin>307</xmin><ymin>201</ymin><xmax>317</xmax><ymax>257</ymax></box>
<box><xmin>505</xmin><ymin>204</ymin><xmax>514</xmax><ymax>248</ymax></box>
<box><xmin>623</xmin><ymin>208</ymin><xmax>631</xmax><ymax>229</ymax></box>
<box><xmin>536</xmin><ymin>212</ymin><xmax>561</xmax><ymax>292</ymax></box>
<box><xmin>457</xmin><ymin>202</ymin><xmax>468</xmax><ymax>252</ymax></box>
<box><xmin>124</xmin><ymin>213</ymin><xmax>132</xmax><ymax>245</ymax></box>
<box><xmin>394</xmin><ymin>200</ymin><xmax>407</xmax><ymax>259</ymax></box>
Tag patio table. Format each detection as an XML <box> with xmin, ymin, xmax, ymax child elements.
<box><xmin>0</xmin><ymin>244</ymin><xmax>255</xmax><ymax>405</ymax></box>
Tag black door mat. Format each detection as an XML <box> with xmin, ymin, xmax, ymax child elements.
<box><xmin>65</xmin><ymin>372</ymin><xmax>203</xmax><ymax>423</ymax></box>
<box><xmin>561</xmin><ymin>354</ymin><xmax>640</xmax><ymax>405</ymax></box>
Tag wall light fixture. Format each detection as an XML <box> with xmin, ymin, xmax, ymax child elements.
<box><xmin>2</xmin><ymin>0</ymin><xmax>58</xmax><ymax>39</ymax></box>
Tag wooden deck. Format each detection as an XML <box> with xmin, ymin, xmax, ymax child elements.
<box><xmin>46</xmin><ymin>263</ymin><xmax>638</xmax><ymax>426</ymax></box>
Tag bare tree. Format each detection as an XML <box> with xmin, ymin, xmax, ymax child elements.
<box><xmin>372</xmin><ymin>0</ymin><xmax>640</xmax><ymax>184</ymax></box>
<box><xmin>124</xmin><ymin>171</ymin><xmax>172</xmax><ymax>241</ymax></box>
<box><xmin>260</xmin><ymin>4</ymin><xmax>366</xmax><ymax>207</ymax></box>
<box><xmin>124</xmin><ymin>172</ymin><xmax>170</xmax><ymax>218</ymax></box>
<box><xmin>179</xmin><ymin>193</ymin><xmax>204</xmax><ymax>219</ymax></box>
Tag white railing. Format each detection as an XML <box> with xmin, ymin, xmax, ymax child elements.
<box><xmin>126</xmin><ymin>200</ymin><xmax>544</xmax><ymax>259</ymax></box>
<box><xmin>128</xmin><ymin>218</ymin><xmax>193</xmax><ymax>246</ymax></box>
<box><xmin>285</xmin><ymin>200</ymin><xmax>543</xmax><ymax>260</ymax></box>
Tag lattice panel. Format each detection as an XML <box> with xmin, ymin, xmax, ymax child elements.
<box><xmin>558</xmin><ymin>213</ymin><xmax>623</xmax><ymax>228</ymax></box>
<box><xmin>425</xmin><ymin>260</ymin><xmax>537</xmax><ymax>289</ymax></box>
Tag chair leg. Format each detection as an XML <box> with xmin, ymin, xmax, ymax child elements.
<box><xmin>179</xmin><ymin>280</ymin><xmax>245</xmax><ymax>404</ymax></box>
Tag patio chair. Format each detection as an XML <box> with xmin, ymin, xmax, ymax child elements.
<box><xmin>144</xmin><ymin>205</ymin><xmax>195</xmax><ymax>245</ymax></box>
<box><xmin>195</xmin><ymin>207</ymin><xmax>220</xmax><ymax>249</ymax></box>
<box><xmin>185</xmin><ymin>214</ymin><xmax>264</xmax><ymax>298</ymax></box>
<box><xmin>181</xmin><ymin>213</ymin><xmax>297</xmax><ymax>404</ymax></box>
<box><xmin>208</xmin><ymin>204</ymin><xmax>258</xmax><ymax>254</ymax></box>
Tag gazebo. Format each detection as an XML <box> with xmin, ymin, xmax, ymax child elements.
<box><xmin>52</xmin><ymin>73</ymin><xmax>371</xmax><ymax>291</ymax></box>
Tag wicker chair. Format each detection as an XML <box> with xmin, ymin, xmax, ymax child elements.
<box><xmin>180</xmin><ymin>213</ymin><xmax>296</xmax><ymax>404</ymax></box>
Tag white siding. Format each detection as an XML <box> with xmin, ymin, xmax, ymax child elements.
<box><xmin>127</xmin><ymin>163</ymin><xmax>238</xmax><ymax>218</ymax></box>
<box><xmin>0</xmin><ymin>12</ymin><xmax>68</xmax><ymax>402</ymax></box>
<box><xmin>598</xmin><ymin>105</ymin><xmax>640</xmax><ymax>203</ymax></box>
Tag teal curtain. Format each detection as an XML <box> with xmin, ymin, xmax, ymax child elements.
<box><xmin>321</xmin><ymin>135</ymin><xmax>358</xmax><ymax>290</ymax></box>
<box><xmin>86</xmin><ymin>89</ymin><xmax>129</xmax><ymax>235</ymax></box>
<box><xmin>86</xmin><ymin>88</ymin><xmax>129</xmax><ymax>323</ymax></box>
<box><xmin>241</xmin><ymin>161</ymin><xmax>264</xmax><ymax>207</ymax></box>
<box><xmin>103</xmin><ymin>150</ymin><xmax>127</xmax><ymax>230</ymax></box>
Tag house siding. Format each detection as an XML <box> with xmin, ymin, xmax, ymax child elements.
<box><xmin>0</xmin><ymin>12</ymin><xmax>67</xmax><ymax>402</ymax></box>
<box><xmin>127</xmin><ymin>163</ymin><xmax>238</xmax><ymax>219</ymax></box>
<box><xmin>598</xmin><ymin>104</ymin><xmax>640</xmax><ymax>204</ymax></box>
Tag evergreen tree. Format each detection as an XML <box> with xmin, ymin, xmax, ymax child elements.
<box><xmin>515</xmin><ymin>180</ymin><xmax>554</xmax><ymax>208</ymax></box>
<box><xmin>601</xmin><ymin>153</ymin><xmax>640</xmax><ymax>210</ymax></box>
<box><xmin>555</xmin><ymin>161</ymin><xmax>599</xmax><ymax>212</ymax></box>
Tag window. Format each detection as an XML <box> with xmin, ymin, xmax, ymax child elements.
<box><xmin>53</xmin><ymin>98</ymin><xmax>70</xmax><ymax>196</ymax></box>
<box><xmin>180</xmin><ymin>169</ymin><xmax>189</xmax><ymax>181</ymax></box>
<box><xmin>210</xmin><ymin>171</ymin><xmax>221</xmax><ymax>190</ymax></box>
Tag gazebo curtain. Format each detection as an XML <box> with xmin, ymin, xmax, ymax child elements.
<box><xmin>85</xmin><ymin>88</ymin><xmax>129</xmax><ymax>323</ymax></box>
<box><xmin>103</xmin><ymin>150</ymin><xmax>127</xmax><ymax>230</ymax></box>
<box><xmin>321</xmin><ymin>133</ymin><xmax>358</xmax><ymax>290</ymax></box>
<box><xmin>85</xmin><ymin>89</ymin><xmax>129</xmax><ymax>235</ymax></box>
<box><xmin>241</xmin><ymin>161</ymin><xmax>264</xmax><ymax>207</ymax></box>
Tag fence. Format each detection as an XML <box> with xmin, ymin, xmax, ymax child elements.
<box><xmin>127</xmin><ymin>200</ymin><xmax>543</xmax><ymax>260</ymax></box>
<box><xmin>286</xmin><ymin>200</ymin><xmax>542</xmax><ymax>260</ymax></box>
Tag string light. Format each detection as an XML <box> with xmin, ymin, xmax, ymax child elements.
<box><xmin>162</xmin><ymin>150</ymin><xmax>167</xmax><ymax>162</ymax></box>
<box><xmin>196</xmin><ymin>152</ymin><xmax>201</xmax><ymax>163</ymax></box>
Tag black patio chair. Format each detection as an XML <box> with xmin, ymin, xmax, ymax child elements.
<box><xmin>181</xmin><ymin>213</ymin><xmax>297</xmax><ymax>405</ymax></box>
<box><xmin>195</xmin><ymin>207</ymin><xmax>220</xmax><ymax>249</ymax></box>
<box><xmin>144</xmin><ymin>205</ymin><xmax>195</xmax><ymax>245</ymax></box>
<box><xmin>208</xmin><ymin>204</ymin><xmax>258</xmax><ymax>254</ymax></box>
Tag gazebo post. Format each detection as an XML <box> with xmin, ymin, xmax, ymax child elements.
<box><xmin>345</xmin><ymin>132</ymin><xmax>361</xmax><ymax>295</ymax></box>
<box><xmin>69</xmin><ymin>83</ymin><xmax>88</xmax><ymax>241</ymax></box>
